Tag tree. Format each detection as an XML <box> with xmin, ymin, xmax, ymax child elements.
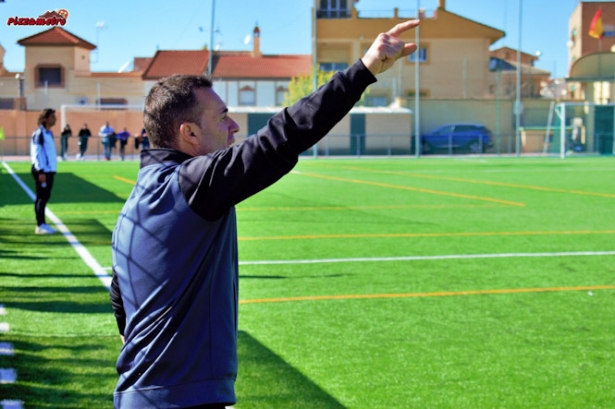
<box><xmin>282</xmin><ymin>67</ymin><xmax>369</xmax><ymax>107</ymax></box>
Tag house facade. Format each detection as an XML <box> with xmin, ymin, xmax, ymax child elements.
<box><xmin>315</xmin><ymin>0</ymin><xmax>554</xmax><ymax>103</ymax></box>
<box><xmin>489</xmin><ymin>47</ymin><xmax>550</xmax><ymax>99</ymax></box>
<box><xmin>567</xmin><ymin>1</ymin><xmax>615</xmax><ymax>103</ymax></box>
<box><xmin>316</xmin><ymin>0</ymin><xmax>506</xmax><ymax>103</ymax></box>
<box><xmin>0</xmin><ymin>25</ymin><xmax>311</xmax><ymax>114</ymax></box>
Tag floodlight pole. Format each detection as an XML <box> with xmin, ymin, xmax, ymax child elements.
<box><xmin>611</xmin><ymin>44</ymin><xmax>615</xmax><ymax>155</ymax></box>
<box><xmin>312</xmin><ymin>2</ymin><xmax>318</xmax><ymax>158</ymax></box>
<box><xmin>515</xmin><ymin>0</ymin><xmax>522</xmax><ymax>157</ymax></box>
<box><xmin>414</xmin><ymin>0</ymin><xmax>421</xmax><ymax>158</ymax></box>
<box><xmin>208</xmin><ymin>0</ymin><xmax>216</xmax><ymax>77</ymax></box>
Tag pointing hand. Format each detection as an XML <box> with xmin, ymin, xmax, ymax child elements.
<box><xmin>361</xmin><ymin>20</ymin><xmax>420</xmax><ymax>76</ymax></box>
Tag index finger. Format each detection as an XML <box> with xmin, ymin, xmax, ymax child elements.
<box><xmin>387</xmin><ymin>19</ymin><xmax>420</xmax><ymax>37</ymax></box>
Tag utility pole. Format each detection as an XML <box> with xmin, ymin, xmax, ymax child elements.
<box><xmin>415</xmin><ymin>0</ymin><xmax>421</xmax><ymax>158</ymax></box>
<box><xmin>515</xmin><ymin>0</ymin><xmax>523</xmax><ymax>157</ymax></box>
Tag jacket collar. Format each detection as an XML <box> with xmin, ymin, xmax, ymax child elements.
<box><xmin>140</xmin><ymin>148</ymin><xmax>193</xmax><ymax>169</ymax></box>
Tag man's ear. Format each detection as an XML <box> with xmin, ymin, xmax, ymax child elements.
<box><xmin>179</xmin><ymin>122</ymin><xmax>199</xmax><ymax>146</ymax></box>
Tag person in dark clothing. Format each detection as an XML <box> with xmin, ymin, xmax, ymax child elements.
<box><xmin>110</xmin><ymin>20</ymin><xmax>419</xmax><ymax>409</ymax></box>
<box><xmin>116</xmin><ymin>127</ymin><xmax>131</xmax><ymax>160</ymax></box>
<box><xmin>99</xmin><ymin>121</ymin><xmax>115</xmax><ymax>160</ymax></box>
<box><xmin>30</xmin><ymin>108</ymin><xmax>59</xmax><ymax>235</ymax></box>
<box><xmin>77</xmin><ymin>123</ymin><xmax>91</xmax><ymax>160</ymax></box>
<box><xmin>60</xmin><ymin>124</ymin><xmax>72</xmax><ymax>161</ymax></box>
<box><xmin>139</xmin><ymin>127</ymin><xmax>150</xmax><ymax>150</ymax></box>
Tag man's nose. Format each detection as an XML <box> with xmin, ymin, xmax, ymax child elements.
<box><xmin>229</xmin><ymin>118</ymin><xmax>240</xmax><ymax>133</ymax></box>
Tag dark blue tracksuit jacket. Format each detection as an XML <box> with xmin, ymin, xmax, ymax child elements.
<box><xmin>110</xmin><ymin>60</ymin><xmax>376</xmax><ymax>408</ymax></box>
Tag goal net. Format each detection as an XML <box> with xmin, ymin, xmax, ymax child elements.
<box><xmin>545</xmin><ymin>102</ymin><xmax>615</xmax><ymax>158</ymax></box>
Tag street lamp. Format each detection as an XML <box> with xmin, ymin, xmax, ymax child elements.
<box><xmin>94</xmin><ymin>21</ymin><xmax>106</xmax><ymax>63</ymax></box>
<box><xmin>15</xmin><ymin>73</ymin><xmax>24</xmax><ymax>97</ymax></box>
<box><xmin>15</xmin><ymin>73</ymin><xmax>24</xmax><ymax>110</ymax></box>
<box><xmin>532</xmin><ymin>50</ymin><xmax>542</xmax><ymax>97</ymax></box>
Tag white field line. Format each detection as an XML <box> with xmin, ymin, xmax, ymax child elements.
<box><xmin>2</xmin><ymin>162</ymin><xmax>111</xmax><ymax>290</ymax></box>
<box><xmin>239</xmin><ymin>251</ymin><xmax>615</xmax><ymax>266</ymax></box>
<box><xmin>0</xmin><ymin>343</ymin><xmax>15</xmax><ymax>356</ymax></box>
<box><xmin>5</xmin><ymin>162</ymin><xmax>615</xmax><ymax>275</ymax></box>
<box><xmin>0</xmin><ymin>400</ymin><xmax>24</xmax><ymax>409</ymax></box>
<box><xmin>0</xmin><ymin>368</ymin><xmax>17</xmax><ymax>384</ymax></box>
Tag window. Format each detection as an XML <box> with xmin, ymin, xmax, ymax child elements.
<box><xmin>434</xmin><ymin>125</ymin><xmax>454</xmax><ymax>135</ymax></box>
<box><xmin>320</xmin><ymin>62</ymin><xmax>349</xmax><ymax>72</ymax></box>
<box><xmin>96</xmin><ymin>98</ymin><xmax>128</xmax><ymax>110</ymax></box>
<box><xmin>0</xmin><ymin>98</ymin><xmax>15</xmax><ymax>110</ymax></box>
<box><xmin>36</xmin><ymin>65</ymin><xmax>64</xmax><ymax>87</ymax></box>
<box><xmin>455</xmin><ymin>125</ymin><xmax>476</xmax><ymax>132</ymax></box>
<box><xmin>407</xmin><ymin>90</ymin><xmax>430</xmax><ymax>97</ymax></box>
<box><xmin>318</xmin><ymin>0</ymin><xmax>350</xmax><ymax>18</ymax></box>
<box><xmin>239</xmin><ymin>86</ymin><xmax>256</xmax><ymax>106</ymax></box>
<box><xmin>407</xmin><ymin>47</ymin><xmax>428</xmax><ymax>63</ymax></box>
<box><xmin>365</xmin><ymin>96</ymin><xmax>388</xmax><ymax>107</ymax></box>
<box><xmin>276</xmin><ymin>86</ymin><xmax>287</xmax><ymax>106</ymax></box>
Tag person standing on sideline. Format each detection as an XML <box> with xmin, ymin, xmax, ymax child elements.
<box><xmin>99</xmin><ymin>121</ymin><xmax>115</xmax><ymax>160</ymax></box>
<box><xmin>60</xmin><ymin>124</ymin><xmax>72</xmax><ymax>161</ymax></box>
<box><xmin>117</xmin><ymin>127</ymin><xmax>131</xmax><ymax>161</ymax></box>
<box><xmin>139</xmin><ymin>127</ymin><xmax>150</xmax><ymax>150</ymax></box>
<box><xmin>77</xmin><ymin>123</ymin><xmax>91</xmax><ymax>160</ymax></box>
<box><xmin>30</xmin><ymin>108</ymin><xmax>59</xmax><ymax>235</ymax></box>
<box><xmin>110</xmin><ymin>20</ymin><xmax>419</xmax><ymax>408</ymax></box>
<box><xmin>133</xmin><ymin>129</ymin><xmax>140</xmax><ymax>150</ymax></box>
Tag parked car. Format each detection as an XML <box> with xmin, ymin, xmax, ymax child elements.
<box><xmin>421</xmin><ymin>123</ymin><xmax>493</xmax><ymax>154</ymax></box>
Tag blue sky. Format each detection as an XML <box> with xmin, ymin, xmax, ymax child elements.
<box><xmin>0</xmin><ymin>0</ymin><xmax>609</xmax><ymax>78</ymax></box>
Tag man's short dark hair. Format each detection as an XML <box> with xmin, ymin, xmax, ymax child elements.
<box><xmin>37</xmin><ymin>108</ymin><xmax>56</xmax><ymax>126</ymax></box>
<box><xmin>143</xmin><ymin>75</ymin><xmax>213</xmax><ymax>148</ymax></box>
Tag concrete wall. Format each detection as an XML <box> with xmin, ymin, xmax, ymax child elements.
<box><xmin>2</xmin><ymin>99</ymin><xmax>563</xmax><ymax>156</ymax></box>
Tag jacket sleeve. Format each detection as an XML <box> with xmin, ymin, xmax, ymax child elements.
<box><xmin>180</xmin><ymin>59</ymin><xmax>377</xmax><ymax>220</ymax></box>
<box><xmin>110</xmin><ymin>269</ymin><xmax>126</xmax><ymax>336</ymax></box>
<box><xmin>30</xmin><ymin>128</ymin><xmax>47</xmax><ymax>173</ymax></box>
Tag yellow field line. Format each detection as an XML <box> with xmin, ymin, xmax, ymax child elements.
<box><xmin>53</xmin><ymin>210</ymin><xmax>121</xmax><ymax>215</ymax></box>
<box><xmin>314</xmin><ymin>164</ymin><xmax>615</xmax><ymax>199</ymax></box>
<box><xmin>239</xmin><ymin>203</ymin><xmax>498</xmax><ymax>212</ymax></box>
<box><xmin>293</xmin><ymin>171</ymin><xmax>525</xmax><ymax>207</ymax></box>
<box><xmin>238</xmin><ymin>229</ymin><xmax>615</xmax><ymax>241</ymax></box>
<box><xmin>240</xmin><ymin>285</ymin><xmax>615</xmax><ymax>304</ymax></box>
<box><xmin>113</xmin><ymin>175</ymin><xmax>136</xmax><ymax>185</ymax></box>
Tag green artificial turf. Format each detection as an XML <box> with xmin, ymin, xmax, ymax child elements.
<box><xmin>1</xmin><ymin>157</ymin><xmax>614</xmax><ymax>408</ymax></box>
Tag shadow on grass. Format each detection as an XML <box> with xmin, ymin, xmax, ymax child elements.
<box><xmin>0</xmin><ymin>217</ymin><xmax>113</xmax><ymax>247</ymax></box>
<box><xmin>60</xmin><ymin>218</ymin><xmax>114</xmax><ymax>246</ymax></box>
<box><xmin>1</xmin><ymin>288</ymin><xmax>112</xmax><ymax>314</ymax></box>
<box><xmin>1</xmin><ymin>171</ymin><xmax>126</xmax><ymax>206</ymax></box>
<box><xmin>0</xmin><ymin>271</ymin><xmax>88</xmax><ymax>279</ymax></box>
<box><xmin>236</xmin><ymin>330</ymin><xmax>345</xmax><ymax>408</ymax></box>
<box><xmin>240</xmin><ymin>274</ymin><xmax>352</xmax><ymax>280</ymax></box>
<box><xmin>0</xmin><ymin>337</ymin><xmax>118</xmax><ymax>408</ymax></box>
<box><xmin>240</xmin><ymin>275</ymin><xmax>287</xmax><ymax>280</ymax></box>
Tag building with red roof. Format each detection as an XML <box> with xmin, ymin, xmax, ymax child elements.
<box><xmin>0</xmin><ymin>25</ymin><xmax>311</xmax><ymax>112</ymax></box>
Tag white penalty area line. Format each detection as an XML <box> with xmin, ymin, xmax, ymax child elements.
<box><xmin>2</xmin><ymin>162</ymin><xmax>111</xmax><ymax>290</ymax></box>
<box><xmin>239</xmin><ymin>251</ymin><xmax>615</xmax><ymax>266</ymax></box>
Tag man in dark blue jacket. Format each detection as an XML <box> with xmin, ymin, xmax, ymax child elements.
<box><xmin>110</xmin><ymin>20</ymin><xmax>419</xmax><ymax>409</ymax></box>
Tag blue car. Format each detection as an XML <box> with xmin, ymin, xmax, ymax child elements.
<box><xmin>421</xmin><ymin>123</ymin><xmax>493</xmax><ymax>154</ymax></box>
